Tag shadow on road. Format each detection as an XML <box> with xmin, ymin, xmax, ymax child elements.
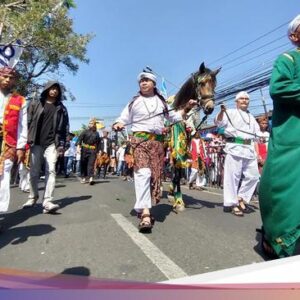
<box><xmin>61</xmin><ymin>266</ymin><xmax>91</xmax><ymax>276</ymax></box>
<box><xmin>1</xmin><ymin>195</ymin><xmax>92</xmax><ymax>232</ymax></box>
<box><xmin>184</xmin><ymin>194</ymin><xmax>223</xmax><ymax>209</ymax></box>
<box><xmin>0</xmin><ymin>224</ymin><xmax>55</xmax><ymax>249</ymax></box>
<box><xmin>54</xmin><ymin>195</ymin><xmax>92</xmax><ymax>209</ymax></box>
<box><xmin>151</xmin><ymin>204</ymin><xmax>173</xmax><ymax>223</ymax></box>
<box><xmin>21</xmin><ymin>266</ymin><xmax>92</xmax><ymax>289</ymax></box>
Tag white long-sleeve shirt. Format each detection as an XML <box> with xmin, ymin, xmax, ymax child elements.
<box><xmin>115</xmin><ymin>94</ymin><xmax>183</xmax><ymax>134</ymax></box>
<box><xmin>214</xmin><ymin>108</ymin><xmax>260</xmax><ymax>159</ymax></box>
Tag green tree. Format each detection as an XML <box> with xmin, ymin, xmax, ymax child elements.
<box><xmin>0</xmin><ymin>0</ymin><xmax>93</xmax><ymax>98</ymax></box>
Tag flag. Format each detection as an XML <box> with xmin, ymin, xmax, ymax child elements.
<box><xmin>160</xmin><ymin>77</ymin><xmax>168</xmax><ymax>99</ymax></box>
<box><xmin>0</xmin><ymin>40</ymin><xmax>23</xmax><ymax>68</ymax></box>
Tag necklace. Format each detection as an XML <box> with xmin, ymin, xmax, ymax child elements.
<box><xmin>143</xmin><ymin>96</ymin><xmax>159</xmax><ymax>116</ymax></box>
<box><xmin>237</xmin><ymin>109</ymin><xmax>250</xmax><ymax>126</ymax></box>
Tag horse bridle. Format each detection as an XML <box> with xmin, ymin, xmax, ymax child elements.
<box><xmin>192</xmin><ymin>73</ymin><xmax>215</xmax><ymax>115</ymax></box>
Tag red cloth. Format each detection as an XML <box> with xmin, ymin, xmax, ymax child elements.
<box><xmin>3</xmin><ymin>94</ymin><xmax>25</xmax><ymax>147</ymax></box>
<box><xmin>258</xmin><ymin>143</ymin><xmax>268</xmax><ymax>161</ymax></box>
<box><xmin>190</xmin><ymin>138</ymin><xmax>205</xmax><ymax>161</ymax></box>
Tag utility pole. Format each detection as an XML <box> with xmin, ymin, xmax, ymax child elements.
<box><xmin>260</xmin><ymin>88</ymin><xmax>268</xmax><ymax>118</ymax></box>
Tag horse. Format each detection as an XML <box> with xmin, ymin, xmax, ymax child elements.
<box><xmin>167</xmin><ymin>62</ymin><xmax>221</xmax><ymax>213</ymax></box>
<box><xmin>94</xmin><ymin>152</ymin><xmax>110</xmax><ymax>179</ymax></box>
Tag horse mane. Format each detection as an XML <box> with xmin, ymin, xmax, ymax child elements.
<box><xmin>173</xmin><ymin>77</ymin><xmax>197</xmax><ymax>109</ymax></box>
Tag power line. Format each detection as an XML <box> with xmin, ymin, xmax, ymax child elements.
<box><xmin>208</xmin><ymin>20</ymin><xmax>290</xmax><ymax>66</ymax></box>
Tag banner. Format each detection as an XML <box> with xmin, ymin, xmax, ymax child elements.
<box><xmin>0</xmin><ymin>40</ymin><xmax>23</xmax><ymax>68</ymax></box>
<box><xmin>160</xmin><ymin>77</ymin><xmax>168</xmax><ymax>99</ymax></box>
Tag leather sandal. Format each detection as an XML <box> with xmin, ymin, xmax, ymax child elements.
<box><xmin>238</xmin><ymin>200</ymin><xmax>252</xmax><ymax>214</ymax></box>
<box><xmin>231</xmin><ymin>206</ymin><xmax>244</xmax><ymax>217</ymax></box>
<box><xmin>138</xmin><ymin>214</ymin><xmax>154</xmax><ymax>233</ymax></box>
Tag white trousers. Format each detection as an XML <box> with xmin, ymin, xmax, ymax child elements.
<box><xmin>133</xmin><ymin>168</ymin><xmax>151</xmax><ymax>213</ymax></box>
<box><xmin>188</xmin><ymin>168</ymin><xmax>206</xmax><ymax>187</ymax></box>
<box><xmin>29</xmin><ymin>144</ymin><xmax>58</xmax><ymax>206</ymax></box>
<box><xmin>223</xmin><ymin>153</ymin><xmax>259</xmax><ymax>207</ymax></box>
<box><xmin>19</xmin><ymin>162</ymin><xmax>30</xmax><ymax>191</ymax></box>
<box><xmin>0</xmin><ymin>159</ymin><xmax>14</xmax><ymax>212</ymax></box>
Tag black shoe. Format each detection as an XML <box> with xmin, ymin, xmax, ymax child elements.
<box><xmin>223</xmin><ymin>206</ymin><xmax>233</xmax><ymax>213</ymax></box>
<box><xmin>256</xmin><ymin>227</ymin><xmax>278</xmax><ymax>260</ymax></box>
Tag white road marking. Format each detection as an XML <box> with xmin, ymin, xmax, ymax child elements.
<box><xmin>111</xmin><ymin>213</ymin><xmax>187</xmax><ymax>280</ymax></box>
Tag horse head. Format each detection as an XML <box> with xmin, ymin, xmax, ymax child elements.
<box><xmin>172</xmin><ymin>62</ymin><xmax>221</xmax><ymax>115</ymax></box>
<box><xmin>193</xmin><ymin>62</ymin><xmax>221</xmax><ymax>115</ymax></box>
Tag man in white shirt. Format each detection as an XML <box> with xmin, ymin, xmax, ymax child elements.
<box><xmin>113</xmin><ymin>71</ymin><xmax>197</xmax><ymax>232</ymax></box>
<box><xmin>214</xmin><ymin>91</ymin><xmax>260</xmax><ymax>217</ymax></box>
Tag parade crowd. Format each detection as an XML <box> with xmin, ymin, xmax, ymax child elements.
<box><xmin>1</xmin><ymin>14</ymin><xmax>300</xmax><ymax>261</ymax></box>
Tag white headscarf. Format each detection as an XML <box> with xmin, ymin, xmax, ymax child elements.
<box><xmin>288</xmin><ymin>14</ymin><xmax>300</xmax><ymax>35</ymax></box>
<box><xmin>235</xmin><ymin>91</ymin><xmax>250</xmax><ymax>101</ymax></box>
<box><xmin>137</xmin><ymin>72</ymin><xmax>157</xmax><ymax>84</ymax></box>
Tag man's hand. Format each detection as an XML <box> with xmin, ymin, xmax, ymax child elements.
<box><xmin>220</xmin><ymin>103</ymin><xmax>226</xmax><ymax>112</ymax></box>
<box><xmin>180</xmin><ymin>99</ymin><xmax>198</xmax><ymax>118</ymax></box>
<box><xmin>216</xmin><ymin>103</ymin><xmax>226</xmax><ymax>122</ymax></box>
<box><xmin>16</xmin><ymin>149</ymin><xmax>25</xmax><ymax>164</ymax></box>
<box><xmin>113</xmin><ymin>122</ymin><xmax>125</xmax><ymax>131</ymax></box>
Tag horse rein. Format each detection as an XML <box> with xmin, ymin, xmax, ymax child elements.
<box><xmin>222</xmin><ymin>107</ymin><xmax>259</xmax><ymax>138</ymax></box>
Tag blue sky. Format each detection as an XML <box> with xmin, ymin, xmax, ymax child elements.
<box><xmin>62</xmin><ymin>0</ymin><xmax>297</xmax><ymax>131</ymax></box>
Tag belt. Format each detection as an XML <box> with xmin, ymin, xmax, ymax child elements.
<box><xmin>226</xmin><ymin>137</ymin><xmax>252</xmax><ymax>145</ymax></box>
<box><xmin>133</xmin><ymin>132</ymin><xmax>164</xmax><ymax>142</ymax></box>
<box><xmin>82</xmin><ymin>143</ymin><xmax>96</xmax><ymax>150</ymax></box>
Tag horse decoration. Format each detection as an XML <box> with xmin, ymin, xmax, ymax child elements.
<box><xmin>94</xmin><ymin>151</ymin><xmax>110</xmax><ymax>179</ymax></box>
<box><xmin>166</xmin><ymin>62</ymin><xmax>221</xmax><ymax>213</ymax></box>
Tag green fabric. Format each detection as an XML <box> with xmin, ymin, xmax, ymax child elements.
<box><xmin>133</xmin><ymin>132</ymin><xmax>164</xmax><ymax>142</ymax></box>
<box><xmin>170</xmin><ymin>121</ymin><xmax>189</xmax><ymax>168</ymax></box>
<box><xmin>259</xmin><ymin>48</ymin><xmax>300</xmax><ymax>257</ymax></box>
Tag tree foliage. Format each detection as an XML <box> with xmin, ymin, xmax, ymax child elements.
<box><xmin>0</xmin><ymin>0</ymin><xmax>93</xmax><ymax>99</ymax></box>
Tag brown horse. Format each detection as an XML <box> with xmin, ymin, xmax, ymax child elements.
<box><xmin>94</xmin><ymin>152</ymin><xmax>110</xmax><ymax>179</ymax></box>
<box><xmin>168</xmin><ymin>62</ymin><xmax>221</xmax><ymax>212</ymax></box>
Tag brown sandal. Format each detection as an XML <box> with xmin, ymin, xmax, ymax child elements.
<box><xmin>138</xmin><ymin>214</ymin><xmax>154</xmax><ymax>233</ymax></box>
<box><xmin>238</xmin><ymin>200</ymin><xmax>252</xmax><ymax>214</ymax></box>
<box><xmin>232</xmin><ymin>206</ymin><xmax>244</xmax><ymax>217</ymax></box>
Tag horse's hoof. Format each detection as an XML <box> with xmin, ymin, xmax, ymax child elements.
<box><xmin>168</xmin><ymin>195</ymin><xmax>175</xmax><ymax>205</ymax></box>
<box><xmin>175</xmin><ymin>204</ymin><xmax>185</xmax><ymax>212</ymax></box>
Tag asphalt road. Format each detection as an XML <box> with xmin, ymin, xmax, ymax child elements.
<box><xmin>0</xmin><ymin>174</ymin><xmax>265</xmax><ymax>282</ymax></box>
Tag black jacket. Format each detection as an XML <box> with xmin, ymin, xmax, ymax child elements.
<box><xmin>27</xmin><ymin>81</ymin><xmax>69</xmax><ymax>148</ymax></box>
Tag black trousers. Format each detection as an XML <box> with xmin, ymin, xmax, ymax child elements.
<box><xmin>80</xmin><ymin>149</ymin><xmax>96</xmax><ymax>177</ymax></box>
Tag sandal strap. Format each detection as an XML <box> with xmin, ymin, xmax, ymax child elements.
<box><xmin>141</xmin><ymin>214</ymin><xmax>151</xmax><ymax>219</ymax></box>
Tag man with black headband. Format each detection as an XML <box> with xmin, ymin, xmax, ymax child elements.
<box><xmin>259</xmin><ymin>14</ymin><xmax>300</xmax><ymax>258</ymax></box>
<box><xmin>0</xmin><ymin>66</ymin><xmax>27</xmax><ymax>228</ymax></box>
<box><xmin>22</xmin><ymin>81</ymin><xmax>69</xmax><ymax>214</ymax></box>
<box><xmin>113</xmin><ymin>71</ymin><xmax>197</xmax><ymax>233</ymax></box>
